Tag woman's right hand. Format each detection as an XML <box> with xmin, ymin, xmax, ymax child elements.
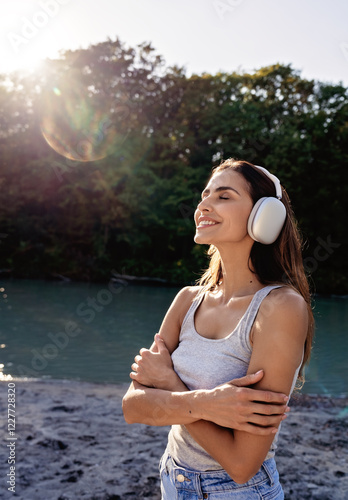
<box><xmin>195</xmin><ymin>370</ymin><xmax>290</xmax><ymax>434</ymax></box>
<box><xmin>130</xmin><ymin>334</ymin><xmax>184</xmax><ymax>391</ymax></box>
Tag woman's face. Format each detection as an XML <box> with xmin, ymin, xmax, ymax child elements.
<box><xmin>194</xmin><ymin>169</ymin><xmax>254</xmax><ymax>246</ymax></box>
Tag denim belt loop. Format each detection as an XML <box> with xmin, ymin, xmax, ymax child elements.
<box><xmin>262</xmin><ymin>460</ymin><xmax>275</xmax><ymax>486</ymax></box>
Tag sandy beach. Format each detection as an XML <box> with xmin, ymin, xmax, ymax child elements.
<box><xmin>0</xmin><ymin>379</ymin><xmax>347</xmax><ymax>500</ymax></box>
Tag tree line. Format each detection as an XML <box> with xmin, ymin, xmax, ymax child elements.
<box><xmin>0</xmin><ymin>38</ymin><xmax>347</xmax><ymax>293</ymax></box>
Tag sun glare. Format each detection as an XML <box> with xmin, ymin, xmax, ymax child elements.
<box><xmin>4</xmin><ymin>29</ymin><xmax>61</xmax><ymax>73</ymax></box>
<box><xmin>1</xmin><ymin>1</ymin><xmax>71</xmax><ymax>74</ymax></box>
<box><xmin>8</xmin><ymin>49</ymin><xmax>46</xmax><ymax>73</ymax></box>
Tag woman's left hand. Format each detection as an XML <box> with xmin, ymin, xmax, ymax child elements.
<box><xmin>130</xmin><ymin>334</ymin><xmax>180</xmax><ymax>390</ymax></box>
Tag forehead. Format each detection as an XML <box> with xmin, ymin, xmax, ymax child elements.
<box><xmin>205</xmin><ymin>169</ymin><xmax>250</xmax><ymax>193</ymax></box>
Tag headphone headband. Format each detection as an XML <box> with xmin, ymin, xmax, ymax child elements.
<box><xmin>254</xmin><ymin>165</ymin><xmax>282</xmax><ymax>200</ymax></box>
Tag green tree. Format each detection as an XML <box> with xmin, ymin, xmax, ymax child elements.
<box><xmin>0</xmin><ymin>40</ymin><xmax>346</xmax><ymax>292</ymax></box>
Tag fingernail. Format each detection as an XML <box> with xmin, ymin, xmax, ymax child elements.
<box><xmin>283</xmin><ymin>396</ymin><xmax>289</xmax><ymax>402</ymax></box>
<box><xmin>285</xmin><ymin>407</ymin><xmax>290</xmax><ymax>413</ymax></box>
<box><xmin>282</xmin><ymin>414</ymin><xmax>288</xmax><ymax>420</ymax></box>
<box><xmin>255</xmin><ymin>370</ymin><xmax>263</xmax><ymax>375</ymax></box>
<box><xmin>272</xmin><ymin>428</ymin><xmax>278</xmax><ymax>434</ymax></box>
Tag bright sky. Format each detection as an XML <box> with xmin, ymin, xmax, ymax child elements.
<box><xmin>1</xmin><ymin>0</ymin><xmax>348</xmax><ymax>85</ymax></box>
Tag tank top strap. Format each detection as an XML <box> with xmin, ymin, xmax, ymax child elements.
<box><xmin>180</xmin><ymin>289</ymin><xmax>205</xmax><ymax>333</ymax></box>
<box><xmin>241</xmin><ymin>284</ymin><xmax>283</xmax><ymax>335</ymax></box>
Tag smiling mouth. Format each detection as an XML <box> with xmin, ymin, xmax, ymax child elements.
<box><xmin>197</xmin><ymin>221</ymin><xmax>219</xmax><ymax>228</ymax></box>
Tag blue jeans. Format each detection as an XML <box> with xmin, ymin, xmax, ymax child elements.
<box><xmin>159</xmin><ymin>451</ymin><xmax>284</xmax><ymax>499</ymax></box>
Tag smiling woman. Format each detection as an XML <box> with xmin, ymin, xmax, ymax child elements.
<box><xmin>123</xmin><ymin>158</ymin><xmax>315</xmax><ymax>499</ymax></box>
<box><xmin>194</xmin><ymin>171</ymin><xmax>253</xmax><ymax>246</ymax></box>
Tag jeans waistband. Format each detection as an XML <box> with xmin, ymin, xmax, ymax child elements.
<box><xmin>162</xmin><ymin>452</ymin><xmax>278</xmax><ymax>492</ymax></box>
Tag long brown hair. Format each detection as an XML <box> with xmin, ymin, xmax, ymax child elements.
<box><xmin>198</xmin><ymin>158</ymin><xmax>314</xmax><ymax>379</ymax></box>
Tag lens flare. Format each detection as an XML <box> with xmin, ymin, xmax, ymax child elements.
<box><xmin>40</xmin><ymin>74</ymin><xmax>127</xmax><ymax>162</ymax></box>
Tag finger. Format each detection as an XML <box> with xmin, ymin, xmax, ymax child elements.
<box><xmin>134</xmin><ymin>355</ymin><xmax>142</xmax><ymax>363</ymax></box>
<box><xmin>231</xmin><ymin>370</ymin><xmax>264</xmax><ymax>387</ymax></box>
<box><xmin>239</xmin><ymin>423</ymin><xmax>280</xmax><ymax>436</ymax></box>
<box><xmin>131</xmin><ymin>363</ymin><xmax>138</xmax><ymax>372</ymax></box>
<box><xmin>250</xmin><ymin>402</ymin><xmax>290</xmax><ymax>416</ymax></box>
<box><xmin>250</xmin><ymin>390</ymin><xmax>289</xmax><ymax>404</ymax></box>
<box><xmin>154</xmin><ymin>334</ymin><xmax>161</xmax><ymax>349</ymax></box>
<box><xmin>155</xmin><ymin>334</ymin><xmax>168</xmax><ymax>353</ymax></box>
<box><xmin>235</xmin><ymin>386</ymin><xmax>289</xmax><ymax>404</ymax></box>
<box><xmin>247</xmin><ymin>412</ymin><xmax>288</xmax><ymax>427</ymax></box>
<box><xmin>151</xmin><ymin>341</ymin><xmax>159</xmax><ymax>353</ymax></box>
<box><xmin>139</xmin><ymin>348</ymin><xmax>148</xmax><ymax>355</ymax></box>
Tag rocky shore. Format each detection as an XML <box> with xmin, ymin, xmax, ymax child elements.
<box><xmin>0</xmin><ymin>379</ymin><xmax>347</xmax><ymax>499</ymax></box>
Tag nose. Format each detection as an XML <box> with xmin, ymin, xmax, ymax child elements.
<box><xmin>197</xmin><ymin>196</ymin><xmax>212</xmax><ymax>213</ymax></box>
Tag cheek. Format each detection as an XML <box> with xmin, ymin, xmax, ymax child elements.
<box><xmin>237</xmin><ymin>198</ymin><xmax>253</xmax><ymax>219</ymax></box>
<box><xmin>194</xmin><ymin>208</ymin><xmax>200</xmax><ymax>225</ymax></box>
<box><xmin>245</xmin><ymin>202</ymin><xmax>254</xmax><ymax>223</ymax></box>
<box><xmin>226</xmin><ymin>204</ymin><xmax>252</xmax><ymax>231</ymax></box>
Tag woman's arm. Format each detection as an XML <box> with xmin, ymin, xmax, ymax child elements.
<box><xmin>122</xmin><ymin>286</ymin><xmax>197</xmax><ymax>425</ymax></box>
<box><xmin>124</xmin><ymin>357</ymin><xmax>288</xmax><ymax>430</ymax></box>
<box><xmin>184</xmin><ymin>287</ymin><xmax>308</xmax><ymax>484</ymax></box>
<box><xmin>122</xmin><ymin>287</ymin><xmax>291</xmax><ymax>433</ymax></box>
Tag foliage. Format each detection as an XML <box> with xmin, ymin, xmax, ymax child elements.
<box><xmin>0</xmin><ymin>39</ymin><xmax>346</xmax><ymax>293</ymax></box>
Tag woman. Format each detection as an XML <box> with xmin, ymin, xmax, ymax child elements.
<box><xmin>122</xmin><ymin>159</ymin><xmax>314</xmax><ymax>499</ymax></box>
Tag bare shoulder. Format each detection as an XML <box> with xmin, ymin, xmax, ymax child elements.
<box><xmin>156</xmin><ymin>285</ymin><xmax>201</xmax><ymax>353</ymax></box>
<box><xmin>175</xmin><ymin>285</ymin><xmax>201</xmax><ymax>302</ymax></box>
<box><xmin>170</xmin><ymin>285</ymin><xmax>201</xmax><ymax>323</ymax></box>
<box><xmin>256</xmin><ymin>286</ymin><xmax>308</xmax><ymax>343</ymax></box>
<box><xmin>263</xmin><ymin>286</ymin><xmax>308</xmax><ymax>316</ymax></box>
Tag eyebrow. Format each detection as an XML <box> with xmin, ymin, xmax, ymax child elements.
<box><xmin>202</xmin><ymin>186</ymin><xmax>241</xmax><ymax>196</ymax></box>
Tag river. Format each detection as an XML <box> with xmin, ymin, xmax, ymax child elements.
<box><xmin>0</xmin><ymin>279</ymin><xmax>347</xmax><ymax>396</ymax></box>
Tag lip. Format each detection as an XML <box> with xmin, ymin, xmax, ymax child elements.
<box><xmin>196</xmin><ymin>217</ymin><xmax>220</xmax><ymax>229</ymax></box>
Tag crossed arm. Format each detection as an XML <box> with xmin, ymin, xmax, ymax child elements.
<box><xmin>122</xmin><ymin>286</ymin><xmax>307</xmax><ymax>483</ymax></box>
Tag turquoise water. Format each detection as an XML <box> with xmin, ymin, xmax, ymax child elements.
<box><xmin>0</xmin><ymin>279</ymin><xmax>347</xmax><ymax>396</ymax></box>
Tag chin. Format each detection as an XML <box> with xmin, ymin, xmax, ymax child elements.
<box><xmin>194</xmin><ymin>232</ymin><xmax>212</xmax><ymax>245</ymax></box>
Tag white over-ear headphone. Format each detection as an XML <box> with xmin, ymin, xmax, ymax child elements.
<box><xmin>247</xmin><ymin>165</ymin><xmax>286</xmax><ymax>245</ymax></box>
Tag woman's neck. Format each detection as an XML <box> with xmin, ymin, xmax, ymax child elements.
<box><xmin>217</xmin><ymin>243</ymin><xmax>262</xmax><ymax>301</ymax></box>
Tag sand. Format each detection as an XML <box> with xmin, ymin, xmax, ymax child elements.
<box><xmin>0</xmin><ymin>379</ymin><xmax>347</xmax><ymax>500</ymax></box>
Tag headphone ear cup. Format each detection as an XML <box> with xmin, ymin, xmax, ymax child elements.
<box><xmin>248</xmin><ymin>197</ymin><xmax>286</xmax><ymax>244</ymax></box>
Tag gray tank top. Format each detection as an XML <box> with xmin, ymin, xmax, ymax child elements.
<box><xmin>166</xmin><ymin>285</ymin><xmax>301</xmax><ymax>470</ymax></box>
